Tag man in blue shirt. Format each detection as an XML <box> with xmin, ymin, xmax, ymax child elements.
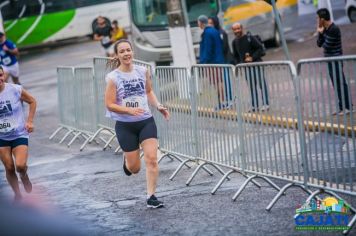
<box><xmin>0</xmin><ymin>32</ymin><xmax>21</xmax><ymax>85</ymax></box>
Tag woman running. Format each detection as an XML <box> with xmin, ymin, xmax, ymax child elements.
<box><xmin>105</xmin><ymin>39</ymin><xmax>169</xmax><ymax>208</ymax></box>
<box><xmin>0</xmin><ymin>65</ymin><xmax>37</xmax><ymax>202</ymax></box>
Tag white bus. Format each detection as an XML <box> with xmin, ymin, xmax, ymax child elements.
<box><xmin>0</xmin><ymin>0</ymin><xmax>130</xmax><ymax>48</ymax></box>
<box><xmin>128</xmin><ymin>0</ymin><xmax>298</xmax><ymax>64</ymax></box>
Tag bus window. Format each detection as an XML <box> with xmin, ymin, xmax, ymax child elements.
<box><xmin>130</xmin><ymin>0</ymin><xmax>168</xmax><ymax>27</ymax></box>
<box><xmin>130</xmin><ymin>0</ymin><xmax>218</xmax><ymax>28</ymax></box>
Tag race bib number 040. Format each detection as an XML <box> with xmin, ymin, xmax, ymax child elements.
<box><xmin>123</xmin><ymin>96</ymin><xmax>149</xmax><ymax>110</ymax></box>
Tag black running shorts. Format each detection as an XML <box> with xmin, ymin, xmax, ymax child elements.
<box><xmin>115</xmin><ymin>117</ymin><xmax>157</xmax><ymax>152</ymax></box>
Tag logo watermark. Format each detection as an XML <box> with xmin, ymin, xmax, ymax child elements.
<box><xmin>295</xmin><ymin>197</ymin><xmax>351</xmax><ymax>231</ymax></box>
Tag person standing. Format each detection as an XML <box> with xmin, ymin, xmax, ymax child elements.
<box><xmin>93</xmin><ymin>16</ymin><xmax>113</xmax><ymax>57</ymax></box>
<box><xmin>197</xmin><ymin>15</ymin><xmax>226</xmax><ymax>110</ymax></box>
<box><xmin>208</xmin><ymin>16</ymin><xmax>234</xmax><ymax>108</ymax></box>
<box><xmin>111</xmin><ymin>20</ymin><xmax>127</xmax><ymax>43</ymax></box>
<box><xmin>105</xmin><ymin>39</ymin><xmax>170</xmax><ymax>208</ymax></box>
<box><xmin>0</xmin><ymin>32</ymin><xmax>21</xmax><ymax>85</ymax></box>
<box><xmin>316</xmin><ymin>8</ymin><xmax>351</xmax><ymax>115</ymax></box>
<box><xmin>231</xmin><ymin>22</ymin><xmax>269</xmax><ymax>112</ymax></box>
<box><xmin>0</xmin><ymin>65</ymin><xmax>37</xmax><ymax>202</ymax></box>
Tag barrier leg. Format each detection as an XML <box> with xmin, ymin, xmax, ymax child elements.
<box><xmin>80</xmin><ymin>135</ymin><xmax>92</xmax><ymax>151</ymax></box>
<box><xmin>158</xmin><ymin>153</ymin><xmax>174</xmax><ymax>163</ymax></box>
<box><xmin>344</xmin><ymin>214</ymin><xmax>356</xmax><ymax>235</ymax></box>
<box><xmin>169</xmin><ymin>159</ymin><xmax>195</xmax><ymax>181</ymax></box>
<box><xmin>67</xmin><ymin>131</ymin><xmax>82</xmax><ymax>147</ymax></box>
<box><xmin>211</xmin><ymin>170</ymin><xmax>261</xmax><ymax>195</ymax></box>
<box><xmin>232</xmin><ymin>175</ymin><xmax>280</xmax><ymax>201</ymax></box>
<box><xmin>159</xmin><ymin>153</ymin><xmax>192</xmax><ymax>169</ymax></box>
<box><xmin>211</xmin><ymin>170</ymin><xmax>235</xmax><ymax>194</ymax></box>
<box><xmin>208</xmin><ymin>164</ymin><xmax>231</xmax><ymax>181</ymax></box>
<box><xmin>88</xmin><ymin>127</ymin><xmax>104</xmax><ymax>143</ymax></box>
<box><xmin>103</xmin><ymin>134</ymin><xmax>116</xmax><ymax>151</ymax></box>
<box><xmin>59</xmin><ymin>130</ymin><xmax>74</xmax><ymax>144</ymax></box>
<box><xmin>49</xmin><ymin>126</ymin><xmax>64</xmax><ymax>140</ymax></box>
<box><xmin>232</xmin><ymin>175</ymin><xmax>257</xmax><ymax>201</ymax></box>
<box><xmin>186</xmin><ymin>162</ymin><xmax>214</xmax><ymax>186</ymax></box>
<box><xmin>114</xmin><ymin>146</ymin><xmax>121</xmax><ymax>154</ymax></box>
<box><xmin>266</xmin><ymin>183</ymin><xmax>318</xmax><ymax>211</ymax></box>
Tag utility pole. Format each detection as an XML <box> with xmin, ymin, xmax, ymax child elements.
<box><xmin>166</xmin><ymin>0</ymin><xmax>196</xmax><ymax>67</ymax></box>
<box><xmin>166</xmin><ymin>0</ymin><xmax>196</xmax><ymax>98</ymax></box>
<box><xmin>267</xmin><ymin>0</ymin><xmax>291</xmax><ymax>61</ymax></box>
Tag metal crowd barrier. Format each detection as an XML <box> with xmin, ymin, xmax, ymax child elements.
<box><xmin>154</xmin><ymin>66</ymin><xmax>214</xmax><ymax>179</ymax></box>
<box><xmin>297</xmin><ymin>56</ymin><xmax>356</xmax><ymax>235</ymax></box>
<box><xmin>49</xmin><ymin>67</ymin><xmax>76</xmax><ymax>142</ymax></box>
<box><xmin>51</xmin><ymin>56</ymin><xmax>356</xmax><ymax>234</ymax></box>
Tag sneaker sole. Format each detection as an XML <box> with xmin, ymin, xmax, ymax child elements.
<box><xmin>147</xmin><ymin>203</ymin><xmax>164</xmax><ymax>209</ymax></box>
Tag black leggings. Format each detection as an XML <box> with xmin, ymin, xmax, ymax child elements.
<box><xmin>115</xmin><ymin>117</ymin><xmax>157</xmax><ymax>152</ymax></box>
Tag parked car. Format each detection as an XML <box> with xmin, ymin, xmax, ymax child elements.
<box><xmin>346</xmin><ymin>0</ymin><xmax>356</xmax><ymax>22</ymax></box>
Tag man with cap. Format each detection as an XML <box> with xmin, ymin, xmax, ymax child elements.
<box><xmin>0</xmin><ymin>32</ymin><xmax>21</xmax><ymax>85</ymax></box>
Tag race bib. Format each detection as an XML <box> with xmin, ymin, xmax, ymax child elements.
<box><xmin>123</xmin><ymin>96</ymin><xmax>149</xmax><ymax>111</ymax></box>
<box><xmin>101</xmin><ymin>36</ymin><xmax>111</xmax><ymax>45</ymax></box>
<box><xmin>2</xmin><ymin>57</ymin><xmax>11</xmax><ymax>65</ymax></box>
<box><xmin>0</xmin><ymin>117</ymin><xmax>17</xmax><ymax>133</ymax></box>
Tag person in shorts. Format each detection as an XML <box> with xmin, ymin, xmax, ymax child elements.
<box><xmin>105</xmin><ymin>39</ymin><xmax>170</xmax><ymax>208</ymax></box>
<box><xmin>0</xmin><ymin>65</ymin><xmax>37</xmax><ymax>202</ymax></box>
<box><xmin>0</xmin><ymin>32</ymin><xmax>21</xmax><ymax>85</ymax></box>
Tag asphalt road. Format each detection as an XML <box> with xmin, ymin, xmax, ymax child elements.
<box><xmin>1</xmin><ymin>12</ymin><xmax>356</xmax><ymax>236</ymax></box>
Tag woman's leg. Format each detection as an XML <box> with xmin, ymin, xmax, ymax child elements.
<box><xmin>0</xmin><ymin>147</ymin><xmax>22</xmax><ymax>200</ymax></box>
<box><xmin>12</xmin><ymin>145</ymin><xmax>32</xmax><ymax>193</ymax></box>
<box><xmin>124</xmin><ymin>149</ymin><xmax>141</xmax><ymax>174</ymax></box>
<box><xmin>141</xmin><ymin>138</ymin><xmax>159</xmax><ymax>196</ymax></box>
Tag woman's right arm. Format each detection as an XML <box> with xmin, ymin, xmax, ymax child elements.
<box><xmin>105</xmin><ymin>79</ymin><xmax>144</xmax><ymax>116</ymax></box>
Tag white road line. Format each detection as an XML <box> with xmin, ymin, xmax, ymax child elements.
<box><xmin>17</xmin><ymin>0</ymin><xmax>45</xmax><ymax>44</ymax></box>
<box><xmin>5</xmin><ymin>5</ymin><xmax>27</xmax><ymax>31</ymax></box>
<box><xmin>0</xmin><ymin>1</ymin><xmax>10</xmax><ymax>9</ymax></box>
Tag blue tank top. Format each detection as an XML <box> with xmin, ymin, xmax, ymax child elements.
<box><xmin>0</xmin><ymin>83</ymin><xmax>28</xmax><ymax>140</ymax></box>
<box><xmin>105</xmin><ymin>65</ymin><xmax>152</xmax><ymax>122</ymax></box>
<box><xmin>0</xmin><ymin>40</ymin><xmax>18</xmax><ymax>66</ymax></box>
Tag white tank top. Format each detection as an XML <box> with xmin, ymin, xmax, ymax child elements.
<box><xmin>0</xmin><ymin>83</ymin><xmax>28</xmax><ymax>140</ymax></box>
<box><xmin>105</xmin><ymin>65</ymin><xmax>152</xmax><ymax>122</ymax></box>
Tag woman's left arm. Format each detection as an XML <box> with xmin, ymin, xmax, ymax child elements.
<box><xmin>20</xmin><ymin>89</ymin><xmax>37</xmax><ymax>133</ymax></box>
<box><xmin>145</xmin><ymin>70</ymin><xmax>170</xmax><ymax>120</ymax></box>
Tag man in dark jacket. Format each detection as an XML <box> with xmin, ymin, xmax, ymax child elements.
<box><xmin>231</xmin><ymin>22</ymin><xmax>269</xmax><ymax>112</ymax></box>
<box><xmin>317</xmin><ymin>8</ymin><xmax>351</xmax><ymax>115</ymax></box>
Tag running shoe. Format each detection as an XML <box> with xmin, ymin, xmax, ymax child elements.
<box><xmin>147</xmin><ymin>195</ymin><xmax>164</xmax><ymax>208</ymax></box>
